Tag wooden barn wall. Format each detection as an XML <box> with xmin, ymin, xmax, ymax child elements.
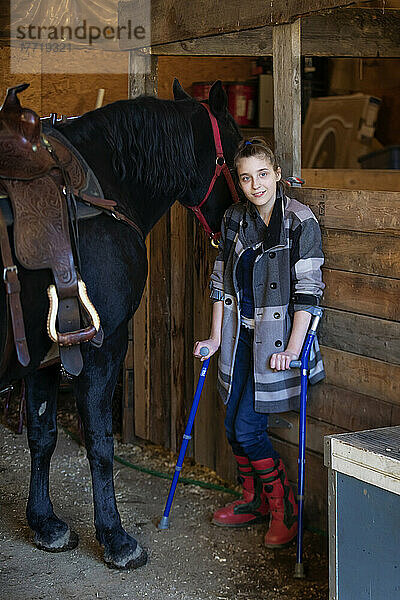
<box><xmin>272</xmin><ymin>184</ymin><xmax>400</xmax><ymax>528</ymax></box>
<box><xmin>0</xmin><ymin>45</ymin><xmax>128</xmax><ymax>115</ymax></box>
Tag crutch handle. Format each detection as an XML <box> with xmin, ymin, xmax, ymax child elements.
<box><xmin>289</xmin><ymin>360</ymin><xmax>301</xmax><ymax>368</ymax></box>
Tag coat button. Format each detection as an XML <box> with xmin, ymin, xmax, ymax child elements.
<box><xmin>275</xmin><ymin>340</ymin><xmax>282</xmax><ymax>347</ymax></box>
<box><xmin>270</xmin><ymin>282</ymin><xmax>277</xmax><ymax>289</ymax></box>
<box><xmin>274</xmin><ymin>312</ymin><xmax>281</xmax><ymax>319</ymax></box>
<box><xmin>269</xmin><ymin>252</ymin><xmax>276</xmax><ymax>259</ymax></box>
<box><xmin>225</xmin><ymin>298</ymin><xmax>232</xmax><ymax>305</ymax></box>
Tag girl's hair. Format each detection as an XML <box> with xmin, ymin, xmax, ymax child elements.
<box><xmin>234</xmin><ymin>137</ymin><xmax>279</xmax><ymax>173</ymax></box>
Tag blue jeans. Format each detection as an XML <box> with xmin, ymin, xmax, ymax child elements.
<box><xmin>224</xmin><ymin>325</ymin><xmax>280</xmax><ymax>462</ymax></box>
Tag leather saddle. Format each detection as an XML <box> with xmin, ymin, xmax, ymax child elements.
<box><xmin>0</xmin><ymin>84</ymin><xmax>105</xmax><ymax>377</ymax></box>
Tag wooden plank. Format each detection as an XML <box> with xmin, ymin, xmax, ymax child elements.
<box><xmin>193</xmin><ymin>224</ymin><xmax>218</xmax><ymax>468</ymax></box>
<box><xmin>144</xmin><ymin>10</ymin><xmax>400</xmax><ymax>58</ymax></box>
<box><xmin>148</xmin><ymin>214</ymin><xmax>171</xmax><ymax>445</ymax></box>
<box><xmin>122</xmin><ymin>368</ymin><xmax>135</xmax><ymax>442</ymax></box>
<box><xmin>302</xmin><ymin>169</ymin><xmax>400</xmax><ymax>192</ymax></box>
<box><xmin>119</xmin><ymin>0</ymin><xmax>355</xmax><ymax>49</ymax></box>
<box><xmin>292</xmin><ymin>187</ymin><xmax>400</xmax><ymax>233</ymax></box>
<box><xmin>322</xmin><ymin>345</ymin><xmax>400</xmax><ymax>406</ymax></box>
<box><xmin>319</xmin><ymin>308</ymin><xmax>400</xmax><ymax>364</ymax></box>
<box><xmin>322</xmin><ymin>269</ymin><xmax>400</xmax><ymax>321</ymax></box>
<box><xmin>274</xmin><ymin>412</ymin><xmax>346</xmax><ymax>454</ymax></box>
<box><xmin>322</xmin><ymin>229</ymin><xmax>400</xmax><ymax>279</ymax></box>
<box><xmin>122</xmin><ymin>320</ymin><xmax>135</xmax><ymax>443</ymax></box>
<box><xmin>130</xmin><ymin>54</ymin><xmax>158</xmax><ymax>441</ymax></box>
<box><xmin>273</xmin><ymin>19</ymin><xmax>301</xmax><ymax>178</ymax></box>
<box><xmin>308</xmin><ymin>383</ymin><xmax>395</xmax><ymax>432</ymax></box>
<box><xmin>133</xmin><ymin>244</ymin><xmax>150</xmax><ymax>439</ymax></box>
<box><xmin>170</xmin><ymin>203</ymin><xmax>194</xmax><ymax>452</ymax></box>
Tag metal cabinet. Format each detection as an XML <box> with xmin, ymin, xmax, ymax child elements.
<box><xmin>325</xmin><ymin>427</ymin><xmax>400</xmax><ymax>599</ymax></box>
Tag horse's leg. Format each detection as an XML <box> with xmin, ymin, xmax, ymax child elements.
<box><xmin>25</xmin><ymin>365</ymin><xmax>79</xmax><ymax>551</ymax></box>
<box><xmin>73</xmin><ymin>326</ymin><xmax>147</xmax><ymax>570</ymax></box>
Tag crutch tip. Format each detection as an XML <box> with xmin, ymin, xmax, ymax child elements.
<box><xmin>294</xmin><ymin>562</ymin><xmax>305</xmax><ymax>579</ymax></box>
<box><xmin>158</xmin><ymin>516</ymin><xmax>170</xmax><ymax>530</ymax></box>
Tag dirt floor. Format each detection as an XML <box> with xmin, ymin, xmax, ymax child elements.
<box><xmin>0</xmin><ymin>400</ymin><xmax>329</xmax><ymax>600</ymax></box>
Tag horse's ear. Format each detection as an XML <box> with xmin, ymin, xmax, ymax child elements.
<box><xmin>208</xmin><ymin>81</ymin><xmax>228</xmax><ymax>117</ymax></box>
<box><xmin>173</xmin><ymin>78</ymin><xmax>192</xmax><ymax>100</ymax></box>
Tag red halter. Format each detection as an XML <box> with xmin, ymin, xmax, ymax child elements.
<box><xmin>188</xmin><ymin>103</ymin><xmax>239</xmax><ymax>246</ymax></box>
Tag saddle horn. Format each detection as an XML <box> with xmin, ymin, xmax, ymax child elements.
<box><xmin>1</xmin><ymin>83</ymin><xmax>30</xmax><ymax>111</ymax></box>
<box><xmin>0</xmin><ymin>83</ymin><xmax>40</xmax><ymax>145</ymax></box>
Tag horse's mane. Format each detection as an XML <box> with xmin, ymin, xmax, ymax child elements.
<box><xmin>61</xmin><ymin>96</ymin><xmax>200</xmax><ymax>199</ymax></box>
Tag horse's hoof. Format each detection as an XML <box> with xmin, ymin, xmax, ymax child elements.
<box><xmin>34</xmin><ymin>528</ymin><xmax>79</xmax><ymax>553</ymax></box>
<box><xmin>105</xmin><ymin>544</ymin><xmax>148</xmax><ymax>570</ymax></box>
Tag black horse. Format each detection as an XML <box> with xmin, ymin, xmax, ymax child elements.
<box><xmin>0</xmin><ymin>80</ymin><xmax>241</xmax><ymax>568</ymax></box>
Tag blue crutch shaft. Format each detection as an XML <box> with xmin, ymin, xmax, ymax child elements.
<box><xmin>158</xmin><ymin>355</ymin><xmax>210</xmax><ymax>530</ymax></box>
<box><xmin>292</xmin><ymin>306</ymin><xmax>323</xmax><ymax>578</ymax></box>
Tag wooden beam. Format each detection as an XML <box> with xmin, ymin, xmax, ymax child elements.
<box><xmin>142</xmin><ymin>10</ymin><xmax>400</xmax><ymax>58</ymax></box>
<box><xmin>128</xmin><ymin>53</ymin><xmax>158</xmax><ymax>97</ymax></box>
<box><xmin>119</xmin><ymin>0</ymin><xmax>355</xmax><ymax>49</ymax></box>
<box><xmin>273</xmin><ymin>19</ymin><xmax>301</xmax><ymax>178</ymax></box>
<box><xmin>300</xmin><ymin>7</ymin><xmax>400</xmax><ymax>57</ymax></box>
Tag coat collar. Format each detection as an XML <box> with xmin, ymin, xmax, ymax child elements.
<box><xmin>239</xmin><ymin>184</ymin><xmax>286</xmax><ymax>252</ymax></box>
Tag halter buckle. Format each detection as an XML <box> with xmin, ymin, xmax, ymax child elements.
<box><xmin>216</xmin><ymin>156</ymin><xmax>225</xmax><ymax>166</ymax></box>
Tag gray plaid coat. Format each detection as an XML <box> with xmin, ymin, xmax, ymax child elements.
<box><xmin>209</xmin><ymin>189</ymin><xmax>325</xmax><ymax>413</ymax></box>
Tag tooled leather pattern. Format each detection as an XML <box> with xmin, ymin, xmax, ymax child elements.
<box><xmin>3</xmin><ymin>175</ymin><xmax>77</xmax><ymax>294</ymax></box>
<box><xmin>0</xmin><ymin>135</ymin><xmax>85</xmax><ymax>190</ymax></box>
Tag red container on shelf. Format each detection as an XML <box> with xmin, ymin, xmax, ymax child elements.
<box><xmin>191</xmin><ymin>81</ymin><xmax>231</xmax><ymax>102</ymax></box>
<box><xmin>227</xmin><ymin>82</ymin><xmax>257</xmax><ymax>127</ymax></box>
<box><xmin>191</xmin><ymin>82</ymin><xmax>214</xmax><ymax>101</ymax></box>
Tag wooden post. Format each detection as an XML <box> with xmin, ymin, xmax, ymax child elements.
<box><xmin>272</xmin><ymin>19</ymin><xmax>301</xmax><ymax>178</ymax></box>
<box><xmin>123</xmin><ymin>53</ymin><xmax>159</xmax><ymax>443</ymax></box>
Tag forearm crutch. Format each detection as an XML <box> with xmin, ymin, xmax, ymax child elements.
<box><xmin>158</xmin><ymin>347</ymin><xmax>210</xmax><ymax>530</ymax></box>
<box><xmin>290</xmin><ymin>306</ymin><xmax>324</xmax><ymax>579</ymax></box>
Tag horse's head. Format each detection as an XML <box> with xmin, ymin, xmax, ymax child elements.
<box><xmin>173</xmin><ymin>80</ymin><xmax>242</xmax><ymax>244</ymax></box>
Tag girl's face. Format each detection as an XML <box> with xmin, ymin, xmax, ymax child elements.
<box><xmin>236</xmin><ymin>154</ymin><xmax>281</xmax><ymax>210</ymax></box>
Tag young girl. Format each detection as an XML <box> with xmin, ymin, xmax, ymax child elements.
<box><xmin>193</xmin><ymin>138</ymin><xmax>325</xmax><ymax>548</ymax></box>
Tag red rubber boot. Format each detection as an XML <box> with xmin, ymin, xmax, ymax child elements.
<box><xmin>212</xmin><ymin>455</ymin><xmax>269</xmax><ymax>527</ymax></box>
<box><xmin>251</xmin><ymin>458</ymin><xmax>298</xmax><ymax>547</ymax></box>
